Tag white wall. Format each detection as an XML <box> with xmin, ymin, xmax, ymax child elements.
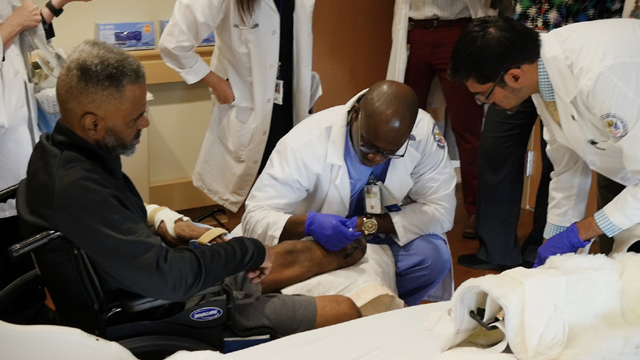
<box><xmin>35</xmin><ymin>0</ymin><xmax>213</xmax><ymax>201</ymax></box>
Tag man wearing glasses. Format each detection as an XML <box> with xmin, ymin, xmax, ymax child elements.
<box><xmin>239</xmin><ymin>80</ymin><xmax>457</xmax><ymax>305</ymax></box>
<box><xmin>450</xmin><ymin>17</ymin><xmax>640</xmax><ymax>267</ymax></box>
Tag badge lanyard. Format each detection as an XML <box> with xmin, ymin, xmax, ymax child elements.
<box><xmin>364</xmin><ymin>173</ymin><xmax>403</xmax><ymax>214</ymax></box>
<box><xmin>273</xmin><ymin>0</ymin><xmax>286</xmax><ymax>105</ymax></box>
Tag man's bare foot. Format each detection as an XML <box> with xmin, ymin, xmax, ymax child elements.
<box><xmin>334</xmin><ymin>237</ymin><xmax>367</xmax><ymax>269</ymax></box>
<box><xmin>260</xmin><ymin>238</ymin><xmax>367</xmax><ymax>294</ymax></box>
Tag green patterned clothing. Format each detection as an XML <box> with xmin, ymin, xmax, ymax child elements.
<box><xmin>514</xmin><ymin>0</ymin><xmax>623</xmax><ymax>30</ymax></box>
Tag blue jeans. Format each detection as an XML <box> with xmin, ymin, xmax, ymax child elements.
<box><xmin>368</xmin><ymin>234</ymin><xmax>451</xmax><ymax>306</ymax></box>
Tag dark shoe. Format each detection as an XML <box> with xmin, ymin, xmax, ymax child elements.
<box><xmin>520</xmin><ymin>259</ymin><xmax>534</xmax><ymax>269</ymax></box>
<box><xmin>457</xmin><ymin>253</ymin><xmax>512</xmax><ymax>271</ymax></box>
<box><xmin>462</xmin><ymin>215</ymin><xmax>477</xmax><ymax>239</ymax></box>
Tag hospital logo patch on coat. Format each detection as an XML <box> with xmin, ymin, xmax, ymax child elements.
<box><xmin>432</xmin><ymin>124</ymin><xmax>446</xmax><ymax>149</ymax></box>
<box><xmin>601</xmin><ymin>113</ymin><xmax>628</xmax><ymax>140</ymax></box>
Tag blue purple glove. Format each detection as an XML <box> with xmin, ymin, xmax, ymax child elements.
<box><xmin>534</xmin><ymin>223</ymin><xmax>588</xmax><ymax>268</ymax></box>
<box><xmin>304</xmin><ymin>211</ymin><xmax>362</xmax><ymax>251</ymax></box>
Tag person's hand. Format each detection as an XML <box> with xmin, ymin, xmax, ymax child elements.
<box><xmin>534</xmin><ymin>223</ymin><xmax>588</xmax><ymax>268</ymax></box>
<box><xmin>158</xmin><ymin>219</ymin><xmax>216</xmax><ymax>247</ymax></box>
<box><xmin>304</xmin><ymin>211</ymin><xmax>362</xmax><ymax>251</ymax></box>
<box><xmin>246</xmin><ymin>246</ymin><xmax>273</xmax><ymax>283</ymax></box>
<box><xmin>201</xmin><ymin>71</ymin><xmax>235</xmax><ymax>105</ymax></box>
<box><xmin>210</xmin><ymin>78</ymin><xmax>235</xmax><ymax>105</ymax></box>
<box><xmin>7</xmin><ymin>1</ymin><xmax>41</xmax><ymax>32</ymax></box>
<box><xmin>157</xmin><ymin>220</ymin><xmax>184</xmax><ymax>247</ymax></box>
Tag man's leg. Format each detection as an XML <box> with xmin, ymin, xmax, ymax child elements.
<box><xmin>521</xmin><ymin>127</ymin><xmax>553</xmax><ymax>265</ymax></box>
<box><xmin>227</xmin><ymin>273</ymin><xmax>361</xmax><ymax>337</ymax></box>
<box><xmin>459</xmin><ymin>98</ymin><xmax>539</xmax><ymax>269</ymax></box>
<box><xmin>595</xmin><ymin>174</ymin><xmax>626</xmax><ymax>255</ymax></box>
<box><xmin>431</xmin><ymin>23</ymin><xmax>483</xmax><ymax>231</ymax></box>
<box><xmin>371</xmin><ymin>234</ymin><xmax>451</xmax><ymax>306</ymax></box>
<box><xmin>314</xmin><ymin>295</ymin><xmax>362</xmax><ymax>328</ymax></box>
<box><xmin>260</xmin><ymin>237</ymin><xmax>366</xmax><ymax>294</ymax></box>
<box><xmin>404</xmin><ymin>27</ymin><xmax>438</xmax><ymax>111</ymax></box>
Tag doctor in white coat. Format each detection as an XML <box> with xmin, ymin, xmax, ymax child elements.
<box><xmin>450</xmin><ymin>17</ymin><xmax>640</xmax><ymax>266</ymax></box>
<box><xmin>241</xmin><ymin>81</ymin><xmax>457</xmax><ymax>305</ymax></box>
<box><xmin>159</xmin><ymin>0</ymin><xmax>319</xmax><ymax>221</ymax></box>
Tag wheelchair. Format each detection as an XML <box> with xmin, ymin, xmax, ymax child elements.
<box><xmin>0</xmin><ymin>183</ymin><xmax>274</xmax><ymax>359</ymax></box>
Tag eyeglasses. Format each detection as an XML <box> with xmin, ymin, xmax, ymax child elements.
<box><xmin>474</xmin><ymin>70</ymin><xmax>506</xmax><ymax>105</ymax></box>
<box><xmin>355</xmin><ymin>113</ymin><xmax>411</xmax><ymax>159</ymax></box>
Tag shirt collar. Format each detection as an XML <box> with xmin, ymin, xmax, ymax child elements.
<box><xmin>537</xmin><ymin>58</ymin><xmax>555</xmax><ymax>102</ymax></box>
<box><xmin>51</xmin><ymin>122</ymin><xmax>123</xmax><ymax>179</ymax></box>
<box><xmin>344</xmin><ymin>124</ymin><xmax>375</xmax><ymax>179</ymax></box>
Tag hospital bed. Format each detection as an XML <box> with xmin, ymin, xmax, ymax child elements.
<box><xmin>166</xmin><ymin>300</ymin><xmax>486</xmax><ymax>360</ymax></box>
<box><xmin>0</xmin><ymin>300</ymin><xmax>506</xmax><ymax>360</ymax></box>
<box><xmin>4</xmin><ymin>253</ymin><xmax>640</xmax><ymax>360</ymax></box>
<box><xmin>167</xmin><ymin>252</ymin><xmax>640</xmax><ymax>360</ymax></box>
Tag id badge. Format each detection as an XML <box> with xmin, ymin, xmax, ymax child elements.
<box><xmin>364</xmin><ymin>184</ymin><xmax>383</xmax><ymax>214</ymax></box>
<box><xmin>377</xmin><ymin>181</ymin><xmax>403</xmax><ymax>212</ymax></box>
<box><xmin>274</xmin><ymin>79</ymin><xmax>284</xmax><ymax>105</ymax></box>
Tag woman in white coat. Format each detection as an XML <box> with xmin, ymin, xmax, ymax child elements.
<box><xmin>159</xmin><ymin>0</ymin><xmax>319</xmax><ymax>224</ymax></box>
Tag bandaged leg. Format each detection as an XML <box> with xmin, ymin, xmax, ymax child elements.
<box><xmin>260</xmin><ymin>237</ymin><xmax>366</xmax><ymax>294</ymax></box>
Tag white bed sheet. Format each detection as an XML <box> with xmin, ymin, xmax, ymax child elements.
<box><xmin>167</xmin><ymin>301</ymin><xmax>516</xmax><ymax>360</ymax></box>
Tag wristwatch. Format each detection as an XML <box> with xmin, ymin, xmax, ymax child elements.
<box><xmin>362</xmin><ymin>215</ymin><xmax>378</xmax><ymax>236</ymax></box>
<box><xmin>45</xmin><ymin>1</ymin><xmax>64</xmax><ymax>17</ymax></box>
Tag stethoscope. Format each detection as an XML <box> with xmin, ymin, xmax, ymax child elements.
<box><xmin>233</xmin><ymin>0</ymin><xmax>286</xmax><ymax>30</ymax></box>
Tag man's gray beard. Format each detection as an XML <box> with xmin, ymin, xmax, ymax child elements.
<box><xmin>98</xmin><ymin>128</ymin><xmax>139</xmax><ymax>157</ymax></box>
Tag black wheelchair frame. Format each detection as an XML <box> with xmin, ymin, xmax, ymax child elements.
<box><xmin>0</xmin><ymin>183</ymin><xmax>274</xmax><ymax>359</ymax></box>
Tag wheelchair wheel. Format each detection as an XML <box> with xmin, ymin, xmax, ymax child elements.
<box><xmin>119</xmin><ymin>335</ymin><xmax>217</xmax><ymax>360</ymax></box>
<box><xmin>0</xmin><ymin>269</ymin><xmax>57</xmax><ymax>326</ymax></box>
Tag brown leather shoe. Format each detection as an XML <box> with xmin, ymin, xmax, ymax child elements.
<box><xmin>462</xmin><ymin>215</ymin><xmax>477</xmax><ymax>239</ymax></box>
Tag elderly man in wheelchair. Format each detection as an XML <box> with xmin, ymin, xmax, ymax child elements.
<box><xmin>0</xmin><ymin>39</ymin><xmax>363</xmax><ymax>359</ymax></box>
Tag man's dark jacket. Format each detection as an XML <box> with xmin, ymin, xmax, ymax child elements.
<box><xmin>17</xmin><ymin>122</ymin><xmax>265</xmax><ymax>301</ymax></box>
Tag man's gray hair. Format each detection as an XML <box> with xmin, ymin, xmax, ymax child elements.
<box><xmin>57</xmin><ymin>40</ymin><xmax>146</xmax><ymax>107</ymax></box>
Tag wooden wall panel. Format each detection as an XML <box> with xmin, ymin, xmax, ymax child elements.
<box><xmin>312</xmin><ymin>0</ymin><xmax>396</xmax><ymax>111</ymax></box>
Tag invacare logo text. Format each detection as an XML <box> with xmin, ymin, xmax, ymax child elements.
<box><xmin>190</xmin><ymin>307</ymin><xmax>223</xmax><ymax>321</ymax></box>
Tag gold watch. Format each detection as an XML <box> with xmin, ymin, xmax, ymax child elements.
<box><xmin>362</xmin><ymin>215</ymin><xmax>378</xmax><ymax>235</ymax></box>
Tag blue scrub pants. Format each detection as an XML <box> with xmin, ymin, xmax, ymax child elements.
<box><xmin>369</xmin><ymin>234</ymin><xmax>451</xmax><ymax>306</ymax></box>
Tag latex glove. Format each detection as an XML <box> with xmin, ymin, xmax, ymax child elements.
<box><xmin>534</xmin><ymin>223</ymin><xmax>588</xmax><ymax>268</ymax></box>
<box><xmin>304</xmin><ymin>211</ymin><xmax>362</xmax><ymax>251</ymax></box>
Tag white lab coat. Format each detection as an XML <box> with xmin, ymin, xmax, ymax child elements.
<box><xmin>532</xmin><ymin>19</ymin><xmax>640</xmax><ymax>237</ymax></box>
<box><xmin>159</xmin><ymin>0</ymin><xmax>317</xmax><ymax>212</ymax></box>
<box><xmin>386</xmin><ymin>0</ymin><xmax>496</xmax><ymax>82</ymax></box>
<box><xmin>0</xmin><ymin>0</ymin><xmax>39</xmax><ymax>218</ymax></box>
<box><xmin>241</xmin><ymin>91</ymin><xmax>458</xmax><ymax>248</ymax></box>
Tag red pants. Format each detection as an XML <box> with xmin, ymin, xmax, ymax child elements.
<box><xmin>404</xmin><ymin>20</ymin><xmax>483</xmax><ymax>216</ymax></box>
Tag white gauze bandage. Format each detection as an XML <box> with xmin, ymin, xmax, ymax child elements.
<box><xmin>145</xmin><ymin>204</ymin><xmax>191</xmax><ymax>238</ymax></box>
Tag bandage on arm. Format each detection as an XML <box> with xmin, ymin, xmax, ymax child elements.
<box><xmin>145</xmin><ymin>204</ymin><xmax>191</xmax><ymax>238</ymax></box>
<box><xmin>196</xmin><ymin>228</ymin><xmax>229</xmax><ymax>246</ymax></box>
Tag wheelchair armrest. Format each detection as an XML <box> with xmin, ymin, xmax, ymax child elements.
<box><xmin>9</xmin><ymin>231</ymin><xmax>63</xmax><ymax>259</ymax></box>
<box><xmin>0</xmin><ymin>183</ymin><xmax>18</xmax><ymax>204</ymax></box>
<box><xmin>119</xmin><ymin>296</ymin><xmax>172</xmax><ymax>313</ymax></box>
<box><xmin>119</xmin><ymin>284</ymin><xmax>223</xmax><ymax>313</ymax></box>
<box><xmin>193</xmin><ymin>284</ymin><xmax>223</xmax><ymax>297</ymax></box>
